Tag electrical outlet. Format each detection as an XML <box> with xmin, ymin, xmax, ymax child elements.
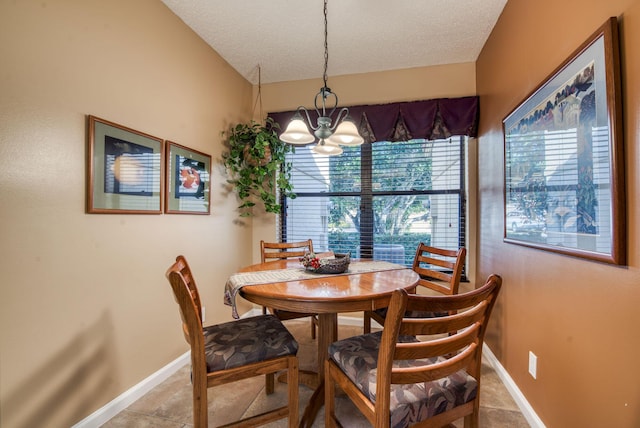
<box><xmin>202</xmin><ymin>306</ymin><xmax>206</xmax><ymax>322</ymax></box>
<box><xmin>528</xmin><ymin>351</ymin><xmax>537</xmax><ymax>379</ymax></box>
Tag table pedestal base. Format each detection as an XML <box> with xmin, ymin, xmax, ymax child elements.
<box><xmin>277</xmin><ymin>370</ymin><xmax>319</xmax><ymax>390</ymax></box>
<box><xmin>300</xmin><ymin>383</ymin><xmax>324</xmax><ymax>428</ymax></box>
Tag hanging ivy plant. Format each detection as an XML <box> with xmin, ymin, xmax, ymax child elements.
<box><xmin>222</xmin><ymin>117</ymin><xmax>295</xmax><ymax>217</ymax></box>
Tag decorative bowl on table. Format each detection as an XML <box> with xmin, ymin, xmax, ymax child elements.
<box><xmin>300</xmin><ymin>252</ymin><xmax>351</xmax><ymax>274</ymax></box>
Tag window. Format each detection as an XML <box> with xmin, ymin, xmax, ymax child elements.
<box><xmin>279</xmin><ymin>137</ymin><xmax>466</xmax><ymax>267</ymax></box>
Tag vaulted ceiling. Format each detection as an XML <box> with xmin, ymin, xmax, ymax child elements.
<box><xmin>161</xmin><ymin>0</ymin><xmax>508</xmax><ymax>84</ymax></box>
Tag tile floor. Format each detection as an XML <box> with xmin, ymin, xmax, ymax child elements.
<box><xmin>103</xmin><ymin>319</ymin><xmax>530</xmax><ymax>427</ymax></box>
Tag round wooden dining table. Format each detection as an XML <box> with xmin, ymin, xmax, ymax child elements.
<box><xmin>238</xmin><ymin>258</ymin><xmax>420</xmax><ymax>428</ymax></box>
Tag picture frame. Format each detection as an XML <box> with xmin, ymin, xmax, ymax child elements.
<box><xmin>87</xmin><ymin>115</ymin><xmax>164</xmax><ymax>214</ymax></box>
<box><xmin>502</xmin><ymin>17</ymin><xmax>625</xmax><ymax>265</ymax></box>
<box><xmin>165</xmin><ymin>141</ymin><xmax>211</xmax><ymax>214</ymax></box>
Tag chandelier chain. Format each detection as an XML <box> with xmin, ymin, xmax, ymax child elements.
<box><xmin>323</xmin><ymin>0</ymin><xmax>329</xmax><ymax>89</ymax></box>
<box><xmin>278</xmin><ymin>0</ymin><xmax>363</xmax><ymax>154</ymax></box>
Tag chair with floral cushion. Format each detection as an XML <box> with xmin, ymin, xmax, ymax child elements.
<box><xmin>166</xmin><ymin>255</ymin><xmax>299</xmax><ymax>428</ymax></box>
<box><xmin>260</xmin><ymin>239</ymin><xmax>319</xmax><ymax>339</ymax></box>
<box><xmin>364</xmin><ymin>243</ymin><xmax>466</xmax><ymax>333</ymax></box>
<box><xmin>325</xmin><ymin>274</ymin><xmax>502</xmax><ymax>428</ymax></box>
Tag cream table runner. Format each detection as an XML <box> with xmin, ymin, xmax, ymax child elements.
<box><xmin>224</xmin><ymin>260</ymin><xmax>406</xmax><ymax>318</ymax></box>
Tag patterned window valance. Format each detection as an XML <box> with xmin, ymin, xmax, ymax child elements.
<box><xmin>268</xmin><ymin>96</ymin><xmax>478</xmax><ymax>144</ymax></box>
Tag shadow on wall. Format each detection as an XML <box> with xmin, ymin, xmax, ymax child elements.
<box><xmin>3</xmin><ymin>312</ymin><xmax>117</xmax><ymax>427</ymax></box>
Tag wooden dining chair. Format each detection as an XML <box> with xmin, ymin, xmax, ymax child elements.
<box><xmin>325</xmin><ymin>274</ymin><xmax>502</xmax><ymax>428</ymax></box>
<box><xmin>260</xmin><ymin>239</ymin><xmax>319</xmax><ymax>339</ymax></box>
<box><xmin>166</xmin><ymin>255</ymin><xmax>299</xmax><ymax>428</ymax></box>
<box><xmin>364</xmin><ymin>243</ymin><xmax>467</xmax><ymax>333</ymax></box>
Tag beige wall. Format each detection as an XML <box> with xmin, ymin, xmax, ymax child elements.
<box><xmin>477</xmin><ymin>0</ymin><xmax>640</xmax><ymax>427</ymax></box>
<box><xmin>0</xmin><ymin>1</ymin><xmax>256</xmax><ymax>426</ymax></box>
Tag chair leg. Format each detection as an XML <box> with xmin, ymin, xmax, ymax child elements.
<box><xmin>266</xmin><ymin>372</ymin><xmax>275</xmax><ymax>395</ymax></box>
<box><xmin>363</xmin><ymin>312</ymin><xmax>371</xmax><ymax>334</ymax></box>
<box><xmin>310</xmin><ymin>316</ymin><xmax>317</xmax><ymax>339</ymax></box>
<box><xmin>192</xmin><ymin>377</ymin><xmax>208</xmax><ymax>428</ymax></box>
<box><xmin>463</xmin><ymin>412</ymin><xmax>479</xmax><ymax>428</ymax></box>
<box><xmin>463</xmin><ymin>398</ymin><xmax>480</xmax><ymax>428</ymax></box>
<box><xmin>324</xmin><ymin>360</ymin><xmax>336</xmax><ymax>428</ymax></box>
<box><xmin>287</xmin><ymin>356</ymin><xmax>299</xmax><ymax>428</ymax></box>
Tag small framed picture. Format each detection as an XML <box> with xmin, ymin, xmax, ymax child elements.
<box><xmin>165</xmin><ymin>141</ymin><xmax>211</xmax><ymax>214</ymax></box>
<box><xmin>87</xmin><ymin>116</ymin><xmax>163</xmax><ymax>214</ymax></box>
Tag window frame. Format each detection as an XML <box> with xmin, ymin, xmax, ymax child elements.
<box><xmin>279</xmin><ymin>136</ymin><xmax>467</xmax><ymax>268</ymax></box>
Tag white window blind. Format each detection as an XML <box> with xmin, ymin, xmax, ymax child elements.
<box><xmin>279</xmin><ymin>137</ymin><xmax>466</xmax><ymax>267</ymax></box>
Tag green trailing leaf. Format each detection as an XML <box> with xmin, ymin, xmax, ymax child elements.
<box><xmin>222</xmin><ymin>117</ymin><xmax>295</xmax><ymax>217</ymax></box>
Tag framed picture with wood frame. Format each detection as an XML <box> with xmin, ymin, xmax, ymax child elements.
<box><xmin>87</xmin><ymin>115</ymin><xmax>164</xmax><ymax>214</ymax></box>
<box><xmin>164</xmin><ymin>141</ymin><xmax>211</xmax><ymax>214</ymax></box>
<box><xmin>502</xmin><ymin>17</ymin><xmax>625</xmax><ymax>265</ymax></box>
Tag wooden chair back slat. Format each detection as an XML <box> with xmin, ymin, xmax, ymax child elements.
<box><xmin>400</xmin><ymin>300</ymin><xmax>489</xmax><ymax>336</ymax></box>
<box><xmin>363</xmin><ymin>243</ymin><xmax>467</xmax><ymax>334</ymax></box>
<box><xmin>390</xmin><ymin>343</ymin><xmax>478</xmax><ymax>384</ymax></box>
<box><xmin>170</xmin><ymin>255</ymin><xmax>203</xmax><ymax>324</ymax></box>
<box><xmin>260</xmin><ymin>239</ymin><xmax>314</xmax><ymax>263</ymax></box>
<box><xmin>412</xmin><ymin>243</ymin><xmax>466</xmax><ymax>296</ymax></box>
<box><xmin>394</xmin><ymin>321</ymin><xmax>481</xmax><ymax>361</ymax></box>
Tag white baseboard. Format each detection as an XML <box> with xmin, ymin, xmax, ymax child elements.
<box><xmin>70</xmin><ymin>313</ymin><xmax>374</xmax><ymax>426</ymax></box>
<box><xmin>73</xmin><ymin>314</ymin><xmax>541</xmax><ymax>428</ymax></box>
<box><xmin>71</xmin><ymin>351</ymin><xmax>190</xmax><ymax>428</ymax></box>
<box><xmin>71</xmin><ymin>310</ymin><xmax>271</xmax><ymax>426</ymax></box>
<box><xmin>483</xmin><ymin>344</ymin><xmax>546</xmax><ymax>428</ymax></box>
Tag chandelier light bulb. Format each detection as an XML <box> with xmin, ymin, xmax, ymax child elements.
<box><xmin>312</xmin><ymin>140</ymin><xmax>343</xmax><ymax>156</ymax></box>
<box><xmin>280</xmin><ymin>117</ymin><xmax>315</xmax><ymax>145</ymax></box>
<box><xmin>327</xmin><ymin>119</ymin><xmax>364</xmax><ymax>146</ymax></box>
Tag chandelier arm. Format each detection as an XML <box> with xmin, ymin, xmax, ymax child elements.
<box><xmin>330</xmin><ymin>107</ymin><xmax>350</xmax><ymax>131</ymax></box>
<box><xmin>297</xmin><ymin>106</ymin><xmax>320</xmax><ymax>131</ymax></box>
<box><xmin>315</xmin><ymin>89</ymin><xmax>338</xmax><ymax>119</ymax></box>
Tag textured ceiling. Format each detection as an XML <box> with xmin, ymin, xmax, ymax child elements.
<box><xmin>161</xmin><ymin>0</ymin><xmax>508</xmax><ymax>85</ymax></box>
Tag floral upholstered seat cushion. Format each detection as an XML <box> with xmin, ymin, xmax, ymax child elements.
<box><xmin>203</xmin><ymin>314</ymin><xmax>298</xmax><ymax>372</ymax></box>
<box><xmin>328</xmin><ymin>332</ymin><xmax>477</xmax><ymax>428</ymax></box>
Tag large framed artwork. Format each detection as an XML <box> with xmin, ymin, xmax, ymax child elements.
<box><xmin>502</xmin><ymin>17</ymin><xmax>625</xmax><ymax>265</ymax></box>
<box><xmin>164</xmin><ymin>141</ymin><xmax>211</xmax><ymax>214</ymax></box>
<box><xmin>88</xmin><ymin>116</ymin><xmax>163</xmax><ymax>214</ymax></box>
